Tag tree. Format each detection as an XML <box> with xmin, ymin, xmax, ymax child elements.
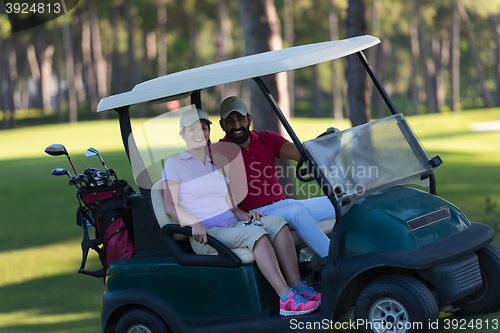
<box><xmin>236</xmin><ymin>0</ymin><xmax>293</xmax><ymax>196</ymax></box>
<box><xmin>284</xmin><ymin>0</ymin><xmax>295</xmax><ymax>116</ymax></box>
<box><xmin>89</xmin><ymin>0</ymin><xmax>108</xmax><ymax>116</ymax></box>
<box><xmin>1</xmin><ymin>36</ymin><xmax>17</xmax><ymax>129</ymax></box>
<box><xmin>450</xmin><ymin>0</ymin><xmax>460</xmax><ymax>111</ymax></box>
<box><xmin>346</xmin><ymin>0</ymin><xmax>370</xmax><ymax>127</ymax></box>
<box><xmin>490</xmin><ymin>14</ymin><xmax>500</xmax><ymax>107</ymax></box>
<box><xmin>418</xmin><ymin>16</ymin><xmax>437</xmax><ymax>114</ymax></box>
<box><xmin>215</xmin><ymin>0</ymin><xmax>235</xmax><ymax>104</ymax></box>
<box><xmin>328</xmin><ymin>0</ymin><xmax>344</xmax><ymax>120</ymax></box>
<box><xmin>236</xmin><ymin>0</ymin><xmax>290</xmax><ymax>132</ymax></box>
<box><xmin>61</xmin><ymin>15</ymin><xmax>78</xmax><ymax>122</ymax></box>
<box><xmin>409</xmin><ymin>21</ymin><xmax>420</xmax><ymax>114</ymax></box>
<box><xmin>457</xmin><ymin>0</ymin><xmax>491</xmax><ymax>108</ymax></box>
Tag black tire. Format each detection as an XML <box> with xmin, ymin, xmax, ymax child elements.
<box><xmin>354</xmin><ymin>275</ymin><xmax>439</xmax><ymax>333</ymax></box>
<box><xmin>115</xmin><ymin>308</ymin><xmax>170</xmax><ymax>333</ymax></box>
<box><xmin>453</xmin><ymin>244</ymin><xmax>500</xmax><ymax>316</ymax></box>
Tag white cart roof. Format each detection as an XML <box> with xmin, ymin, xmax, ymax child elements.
<box><xmin>97</xmin><ymin>35</ymin><xmax>380</xmax><ymax>112</ymax></box>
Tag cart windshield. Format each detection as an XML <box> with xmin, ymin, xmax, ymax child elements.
<box><xmin>126</xmin><ymin>105</ymin><xmax>248</xmax><ymax>204</ymax></box>
<box><xmin>303</xmin><ymin>114</ymin><xmax>434</xmax><ymax>209</ymax></box>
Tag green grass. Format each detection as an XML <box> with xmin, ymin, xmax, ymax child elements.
<box><xmin>0</xmin><ymin>109</ymin><xmax>500</xmax><ymax>332</ymax></box>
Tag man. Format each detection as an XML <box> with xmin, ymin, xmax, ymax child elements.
<box><xmin>213</xmin><ymin>96</ymin><xmax>335</xmax><ymax>258</ymax></box>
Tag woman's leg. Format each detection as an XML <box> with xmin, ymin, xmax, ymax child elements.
<box><xmin>195</xmin><ymin>223</ymin><xmax>291</xmax><ymax>296</ymax></box>
<box><xmin>272</xmin><ymin>224</ymin><xmax>301</xmax><ymax>287</ymax></box>
<box><xmin>252</xmin><ymin>235</ymin><xmax>290</xmax><ymax>296</ymax></box>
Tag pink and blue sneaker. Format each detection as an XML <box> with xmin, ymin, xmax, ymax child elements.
<box><xmin>280</xmin><ymin>290</ymin><xmax>320</xmax><ymax>316</ymax></box>
<box><xmin>297</xmin><ymin>281</ymin><xmax>321</xmax><ymax>305</ymax></box>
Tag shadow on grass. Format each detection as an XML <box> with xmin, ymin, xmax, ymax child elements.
<box><xmin>0</xmin><ymin>272</ymin><xmax>103</xmax><ymax>332</ymax></box>
<box><xmin>0</xmin><ymin>152</ymin><xmax>135</xmax><ymax>253</ymax></box>
<box><xmin>0</xmin><ymin>317</ymin><xmax>100</xmax><ymax>333</ymax></box>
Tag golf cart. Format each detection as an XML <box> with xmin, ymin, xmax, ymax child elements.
<box><xmin>92</xmin><ymin>35</ymin><xmax>500</xmax><ymax>332</ymax></box>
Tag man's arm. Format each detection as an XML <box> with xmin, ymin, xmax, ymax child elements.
<box><xmin>279</xmin><ymin>141</ymin><xmax>301</xmax><ymax>161</ymax></box>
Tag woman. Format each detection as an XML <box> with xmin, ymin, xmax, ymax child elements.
<box><xmin>162</xmin><ymin>108</ymin><xmax>320</xmax><ymax>316</ymax></box>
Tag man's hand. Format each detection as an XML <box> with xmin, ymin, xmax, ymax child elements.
<box><xmin>245</xmin><ymin>210</ymin><xmax>266</xmax><ymax>222</ymax></box>
<box><xmin>191</xmin><ymin>222</ymin><xmax>209</xmax><ymax>245</ymax></box>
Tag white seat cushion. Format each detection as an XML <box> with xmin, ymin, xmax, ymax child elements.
<box><xmin>150</xmin><ymin>180</ymin><xmax>334</xmax><ymax>264</ymax></box>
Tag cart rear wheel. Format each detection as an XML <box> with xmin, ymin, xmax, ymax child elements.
<box><xmin>453</xmin><ymin>244</ymin><xmax>500</xmax><ymax>316</ymax></box>
<box><xmin>354</xmin><ymin>275</ymin><xmax>438</xmax><ymax>333</ymax></box>
<box><xmin>115</xmin><ymin>308</ymin><xmax>169</xmax><ymax>333</ymax></box>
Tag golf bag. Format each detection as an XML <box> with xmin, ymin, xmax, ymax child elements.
<box><xmin>76</xmin><ymin>180</ymin><xmax>136</xmax><ymax>279</ymax></box>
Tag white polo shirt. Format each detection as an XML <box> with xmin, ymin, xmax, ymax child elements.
<box><xmin>162</xmin><ymin>151</ymin><xmax>238</xmax><ymax>228</ymax></box>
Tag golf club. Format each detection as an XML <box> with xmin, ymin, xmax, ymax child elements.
<box><xmin>69</xmin><ymin>174</ymin><xmax>88</xmax><ymax>188</ymax></box>
<box><xmin>45</xmin><ymin>144</ymin><xmax>78</xmax><ymax>175</ymax></box>
<box><xmin>51</xmin><ymin>168</ymin><xmax>71</xmax><ymax>177</ymax></box>
<box><xmin>52</xmin><ymin>168</ymin><xmax>79</xmax><ymax>189</ymax></box>
<box><xmin>85</xmin><ymin>147</ymin><xmax>107</xmax><ymax>169</ymax></box>
<box><xmin>86</xmin><ymin>148</ymin><xmax>118</xmax><ymax>181</ymax></box>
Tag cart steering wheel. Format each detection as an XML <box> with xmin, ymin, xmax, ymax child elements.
<box><xmin>296</xmin><ymin>127</ymin><xmax>340</xmax><ymax>183</ymax></box>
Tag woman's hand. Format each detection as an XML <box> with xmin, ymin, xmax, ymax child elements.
<box><xmin>191</xmin><ymin>222</ymin><xmax>209</xmax><ymax>245</ymax></box>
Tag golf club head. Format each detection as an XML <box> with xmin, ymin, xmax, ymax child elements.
<box><xmin>85</xmin><ymin>147</ymin><xmax>99</xmax><ymax>157</ymax></box>
<box><xmin>85</xmin><ymin>147</ymin><xmax>107</xmax><ymax>169</ymax></box>
<box><xmin>68</xmin><ymin>176</ymin><xmax>81</xmax><ymax>189</ymax></box>
<box><xmin>84</xmin><ymin>167</ymin><xmax>101</xmax><ymax>177</ymax></box>
<box><xmin>75</xmin><ymin>174</ymin><xmax>92</xmax><ymax>188</ymax></box>
<box><xmin>106</xmin><ymin>168</ymin><xmax>118</xmax><ymax>181</ymax></box>
<box><xmin>51</xmin><ymin>168</ymin><xmax>71</xmax><ymax>177</ymax></box>
<box><xmin>45</xmin><ymin>144</ymin><xmax>68</xmax><ymax>156</ymax></box>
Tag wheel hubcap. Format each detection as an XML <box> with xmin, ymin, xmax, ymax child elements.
<box><xmin>127</xmin><ymin>324</ymin><xmax>153</xmax><ymax>333</ymax></box>
<box><xmin>369</xmin><ymin>298</ymin><xmax>409</xmax><ymax>333</ymax></box>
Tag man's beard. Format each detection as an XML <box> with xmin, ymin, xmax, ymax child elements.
<box><xmin>226</xmin><ymin>125</ymin><xmax>250</xmax><ymax>144</ymax></box>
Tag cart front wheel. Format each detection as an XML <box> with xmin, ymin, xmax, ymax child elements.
<box><xmin>453</xmin><ymin>244</ymin><xmax>500</xmax><ymax>316</ymax></box>
<box><xmin>354</xmin><ymin>275</ymin><xmax>438</xmax><ymax>333</ymax></box>
<box><xmin>115</xmin><ymin>308</ymin><xmax>170</xmax><ymax>333</ymax></box>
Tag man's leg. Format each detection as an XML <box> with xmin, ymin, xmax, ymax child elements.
<box><xmin>297</xmin><ymin>196</ymin><xmax>336</xmax><ymax>221</ymax></box>
<box><xmin>255</xmin><ymin>200</ymin><xmax>330</xmax><ymax>258</ymax></box>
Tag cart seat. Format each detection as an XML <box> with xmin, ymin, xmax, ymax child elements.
<box><xmin>151</xmin><ymin>180</ymin><xmax>334</xmax><ymax>264</ymax></box>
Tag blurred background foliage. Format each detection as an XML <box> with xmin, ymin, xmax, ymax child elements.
<box><xmin>2</xmin><ymin>0</ymin><xmax>500</xmax><ymax>128</ymax></box>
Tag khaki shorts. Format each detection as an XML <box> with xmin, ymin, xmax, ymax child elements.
<box><xmin>190</xmin><ymin>215</ymin><xmax>288</xmax><ymax>255</ymax></box>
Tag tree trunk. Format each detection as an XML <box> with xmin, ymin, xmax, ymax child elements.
<box><xmin>124</xmin><ymin>0</ymin><xmax>143</xmax><ymax>115</ymax></box>
<box><xmin>312</xmin><ymin>64</ymin><xmax>322</xmax><ymax>117</ymax></box>
<box><xmin>157</xmin><ymin>0</ymin><xmax>167</xmax><ymax>78</ymax></box>
<box><xmin>62</xmin><ymin>18</ymin><xmax>78</xmax><ymax>122</ymax></box>
<box><xmin>53</xmin><ymin>28</ymin><xmax>64</xmax><ymax>123</ymax></box>
<box><xmin>418</xmin><ymin>21</ymin><xmax>437</xmax><ymax>113</ymax></box>
<box><xmin>1</xmin><ymin>37</ymin><xmax>17</xmax><ymax>129</ymax></box>
<box><xmin>237</xmin><ymin>0</ymin><xmax>293</xmax><ymax>197</ymax></box>
<box><xmin>409</xmin><ymin>21</ymin><xmax>420</xmax><ymax>115</ymax></box>
<box><xmin>216</xmin><ymin>0</ymin><xmax>236</xmax><ymax>103</ymax></box>
<box><xmin>110</xmin><ymin>7</ymin><xmax>123</xmax><ymax>95</ymax></box>
<box><xmin>27</xmin><ymin>44</ymin><xmax>42</xmax><ymax>109</ymax></box>
<box><xmin>284</xmin><ymin>0</ymin><xmax>294</xmax><ymax>116</ymax></box>
<box><xmin>34</xmin><ymin>30</ymin><xmax>46</xmax><ymax>109</ymax></box>
<box><xmin>9</xmin><ymin>38</ymin><xmax>17</xmax><ymax>128</ymax></box>
<box><xmin>435</xmin><ymin>35</ymin><xmax>449</xmax><ymax>111</ymax></box>
<box><xmin>156</xmin><ymin>0</ymin><xmax>168</xmax><ymax>113</ymax></box>
<box><xmin>89</xmin><ymin>0</ymin><xmax>108</xmax><ymax>117</ymax></box>
<box><xmin>457</xmin><ymin>0</ymin><xmax>490</xmax><ymax>108</ymax></box>
<box><xmin>489</xmin><ymin>14</ymin><xmax>500</xmax><ymax>107</ymax></box>
<box><xmin>329</xmin><ymin>0</ymin><xmax>343</xmax><ymax>120</ymax></box>
<box><xmin>346</xmin><ymin>0</ymin><xmax>370</xmax><ymax>127</ymax></box>
<box><xmin>41</xmin><ymin>45</ymin><xmax>54</xmax><ymax>114</ymax></box>
<box><xmin>450</xmin><ymin>1</ymin><xmax>460</xmax><ymax>112</ymax></box>
<box><xmin>82</xmin><ymin>17</ymin><xmax>98</xmax><ymax>110</ymax></box>
<box><xmin>185</xmin><ymin>0</ymin><xmax>199</xmax><ymax>69</ymax></box>
<box><xmin>237</xmin><ymin>0</ymin><xmax>289</xmax><ymax>132</ymax></box>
